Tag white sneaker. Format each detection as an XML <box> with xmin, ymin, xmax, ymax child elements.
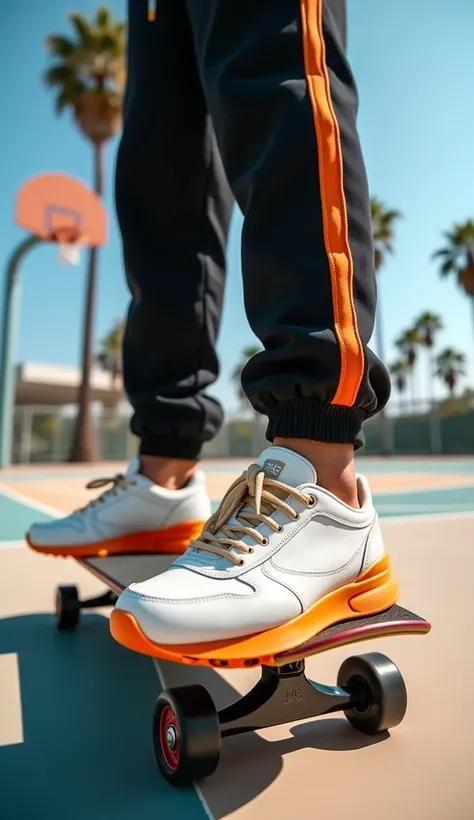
<box><xmin>111</xmin><ymin>446</ymin><xmax>399</xmax><ymax>663</ymax></box>
<box><xmin>26</xmin><ymin>457</ymin><xmax>211</xmax><ymax>558</ymax></box>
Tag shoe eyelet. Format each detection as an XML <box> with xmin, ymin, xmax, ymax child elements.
<box><xmin>293</xmin><ymin>513</ymin><xmax>300</xmax><ymax>521</ymax></box>
<box><xmin>238</xmin><ymin>559</ymin><xmax>245</xmax><ymax>566</ymax></box>
<box><xmin>261</xmin><ymin>538</ymin><xmax>269</xmax><ymax>546</ymax></box>
<box><xmin>248</xmin><ymin>548</ymin><xmax>255</xmax><ymax>554</ymax></box>
<box><xmin>276</xmin><ymin>525</ymin><xmax>283</xmax><ymax>533</ymax></box>
<box><xmin>306</xmin><ymin>494</ymin><xmax>316</xmax><ymax>507</ymax></box>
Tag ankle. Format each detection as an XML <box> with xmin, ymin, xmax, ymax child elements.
<box><xmin>273</xmin><ymin>437</ymin><xmax>359</xmax><ymax>508</ymax></box>
<box><xmin>140</xmin><ymin>455</ymin><xmax>198</xmax><ymax>491</ymax></box>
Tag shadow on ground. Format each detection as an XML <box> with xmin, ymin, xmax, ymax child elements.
<box><xmin>0</xmin><ymin>613</ymin><xmax>207</xmax><ymax>820</ymax></box>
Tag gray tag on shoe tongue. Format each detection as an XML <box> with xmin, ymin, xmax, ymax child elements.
<box><xmin>262</xmin><ymin>459</ymin><xmax>286</xmax><ymax>479</ymax></box>
<box><xmin>258</xmin><ymin>446</ymin><xmax>316</xmax><ymax>487</ymax></box>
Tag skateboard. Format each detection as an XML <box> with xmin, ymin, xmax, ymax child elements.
<box><xmin>54</xmin><ymin>553</ymin><xmax>176</xmax><ymax>630</ymax></box>
<box><xmin>55</xmin><ymin>554</ymin><xmax>431</xmax><ymax>787</ymax></box>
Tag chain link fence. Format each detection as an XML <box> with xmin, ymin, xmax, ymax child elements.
<box><xmin>10</xmin><ymin>399</ymin><xmax>474</xmax><ymax>464</ymax></box>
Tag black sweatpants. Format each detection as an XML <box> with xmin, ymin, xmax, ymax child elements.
<box><xmin>115</xmin><ymin>0</ymin><xmax>391</xmax><ymax>461</ymax></box>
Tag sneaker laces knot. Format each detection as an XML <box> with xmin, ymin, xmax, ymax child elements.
<box><xmin>190</xmin><ymin>463</ymin><xmax>314</xmax><ymax>566</ymax></box>
<box><xmin>80</xmin><ymin>473</ymin><xmax>136</xmax><ymax>511</ymax></box>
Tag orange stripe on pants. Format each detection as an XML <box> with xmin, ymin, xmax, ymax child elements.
<box><xmin>299</xmin><ymin>0</ymin><xmax>364</xmax><ymax>407</ymax></box>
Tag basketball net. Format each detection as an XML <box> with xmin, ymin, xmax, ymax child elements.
<box><xmin>54</xmin><ymin>228</ymin><xmax>82</xmax><ymax>267</ymax></box>
<box><xmin>58</xmin><ymin>242</ymin><xmax>80</xmax><ymax>266</ymax></box>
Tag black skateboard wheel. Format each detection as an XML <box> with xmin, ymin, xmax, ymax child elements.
<box><xmin>55</xmin><ymin>585</ymin><xmax>80</xmax><ymax>630</ymax></box>
<box><xmin>153</xmin><ymin>684</ymin><xmax>221</xmax><ymax>785</ymax></box>
<box><xmin>337</xmin><ymin>652</ymin><xmax>407</xmax><ymax>734</ymax></box>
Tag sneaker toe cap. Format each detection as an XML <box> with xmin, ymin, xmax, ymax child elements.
<box><xmin>114</xmin><ymin>568</ymin><xmax>298</xmax><ymax>645</ymax></box>
<box><xmin>27</xmin><ymin>516</ymin><xmax>86</xmax><ymax>547</ymax></box>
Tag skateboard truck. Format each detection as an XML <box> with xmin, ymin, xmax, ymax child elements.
<box><xmin>55</xmin><ymin>585</ymin><xmax>118</xmax><ymax>630</ymax></box>
<box><xmin>153</xmin><ymin>651</ymin><xmax>408</xmax><ymax>786</ymax></box>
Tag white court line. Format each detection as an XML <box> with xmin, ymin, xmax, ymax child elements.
<box><xmin>3</xmin><ymin>506</ymin><xmax>471</xmax><ymax>549</ymax></box>
<box><xmin>0</xmin><ymin>653</ymin><xmax>23</xmax><ymax>747</ymax></box>
<box><xmin>0</xmin><ymin>485</ymin><xmax>61</xmax><ymax>517</ymax></box>
<box><xmin>382</xmin><ymin>509</ymin><xmax>474</xmax><ymax>525</ymax></box>
<box><xmin>0</xmin><ymin>540</ymin><xmax>26</xmax><ymax>550</ymax></box>
<box><xmin>2</xmin><ymin>480</ymin><xmax>473</xmax><ymax>515</ymax></box>
<box><xmin>152</xmin><ymin>659</ymin><xmax>214</xmax><ymax>820</ymax></box>
<box><xmin>377</xmin><ymin>503</ymin><xmax>474</xmax><ymax>513</ymax></box>
<box><xmin>0</xmin><ymin>487</ymin><xmax>59</xmax><ymax>550</ymax></box>
<box><xmin>372</xmin><ymin>481</ymin><xmax>474</xmax><ymax>497</ymax></box>
<box><xmin>0</xmin><ymin>483</ymin><xmax>473</xmax><ymax>552</ymax></box>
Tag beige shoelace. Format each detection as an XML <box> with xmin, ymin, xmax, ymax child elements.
<box><xmin>80</xmin><ymin>474</ymin><xmax>136</xmax><ymax>511</ymax></box>
<box><xmin>190</xmin><ymin>463</ymin><xmax>315</xmax><ymax>566</ymax></box>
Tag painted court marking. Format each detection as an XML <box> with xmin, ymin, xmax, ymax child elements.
<box><xmin>0</xmin><ymin>541</ymin><xmax>26</xmax><ymax>550</ymax></box>
<box><xmin>1</xmin><ymin>475</ymin><xmax>473</xmax><ymax>548</ymax></box>
<box><xmin>0</xmin><ymin>654</ymin><xmax>23</xmax><ymax>747</ymax></box>
<box><xmin>0</xmin><ymin>491</ymin><xmax>214</xmax><ymax>819</ymax></box>
<box><xmin>0</xmin><ymin>489</ymin><xmax>215</xmax><ymax>819</ymax></box>
<box><xmin>0</xmin><ymin>462</ymin><xmax>472</xmax><ymax>820</ymax></box>
<box><xmin>0</xmin><ymin>484</ymin><xmax>64</xmax><ymax>517</ymax></box>
<box><xmin>153</xmin><ymin>659</ymin><xmax>214</xmax><ymax>820</ymax></box>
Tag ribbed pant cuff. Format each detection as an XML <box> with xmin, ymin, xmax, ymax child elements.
<box><xmin>140</xmin><ymin>435</ymin><xmax>203</xmax><ymax>461</ymax></box>
<box><xmin>266</xmin><ymin>398</ymin><xmax>366</xmax><ymax>449</ymax></box>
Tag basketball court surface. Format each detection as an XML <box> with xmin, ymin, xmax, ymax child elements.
<box><xmin>1</xmin><ymin>457</ymin><xmax>473</xmax><ymax>819</ymax></box>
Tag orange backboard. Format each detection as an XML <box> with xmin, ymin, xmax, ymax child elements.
<box><xmin>15</xmin><ymin>172</ymin><xmax>107</xmax><ymax>246</ymax></box>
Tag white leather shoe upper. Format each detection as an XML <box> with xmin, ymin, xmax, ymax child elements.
<box><xmin>27</xmin><ymin>457</ymin><xmax>211</xmax><ymax>547</ymax></box>
<box><xmin>115</xmin><ymin>447</ymin><xmax>386</xmax><ymax>644</ymax></box>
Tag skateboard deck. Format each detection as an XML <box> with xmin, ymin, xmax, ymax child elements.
<box><xmin>273</xmin><ymin>604</ymin><xmax>429</xmax><ymax>665</ymax></box>
<box><xmin>76</xmin><ymin>554</ymin><xmax>430</xmax><ymax>669</ymax></box>
<box><xmin>79</xmin><ymin>553</ymin><xmax>176</xmax><ymax>593</ymax></box>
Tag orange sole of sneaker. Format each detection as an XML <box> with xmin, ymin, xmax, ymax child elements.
<box><xmin>109</xmin><ymin>554</ymin><xmax>400</xmax><ymax>669</ymax></box>
<box><xmin>25</xmin><ymin>520</ymin><xmax>205</xmax><ymax>559</ymax></box>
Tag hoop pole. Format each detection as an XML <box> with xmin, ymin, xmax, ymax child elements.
<box><xmin>0</xmin><ymin>234</ymin><xmax>44</xmax><ymax>468</ymax></box>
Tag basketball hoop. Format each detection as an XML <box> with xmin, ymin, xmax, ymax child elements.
<box><xmin>15</xmin><ymin>172</ymin><xmax>108</xmax><ymax>265</ymax></box>
<box><xmin>50</xmin><ymin>227</ymin><xmax>82</xmax><ymax>267</ymax></box>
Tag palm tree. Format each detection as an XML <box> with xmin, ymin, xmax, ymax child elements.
<box><xmin>371</xmin><ymin>198</ymin><xmax>401</xmax><ymax>454</ymax></box>
<box><xmin>232</xmin><ymin>345</ymin><xmax>261</xmax><ymax>412</ymax></box>
<box><xmin>395</xmin><ymin>327</ymin><xmax>422</xmax><ymax>411</ymax></box>
<box><xmin>414</xmin><ymin>311</ymin><xmax>443</xmax><ymax>409</ymax></box>
<box><xmin>44</xmin><ymin>7</ymin><xmax>126</xmax><ymax>461</ymax></box>
<box><xmin>96</xmin><ymin>318</ymin><xmax>125</xmax><ymax>388</ymax></box>
<box><xmin>432</xmin><ymin>220</ymin><xmax>474</xmax><ymax>344</ymax></box>
<box><xmin>435</xmin><ymin>348</ymin><xmax>466</xmax><ymax>396</ymax></box>
<box><xmin>389</xmin><ymin>359</ymin><xmax>410</xmax><ymax>404</ymax></box>
<box><xmin>370</xmin><ymin>197</ymin><xmax>402</xmax><ymax>364</ymax></box>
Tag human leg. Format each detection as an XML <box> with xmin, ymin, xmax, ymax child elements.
<box><xmin>117</xmin><ymin>0</ymin><xmax>233</xmax><ymax>468</ymax></box>
<box><xmin>26</xmin><ymin>0</ymin><xmax>233</xmax><ymax>557</ymax></box>
<box><xmin>111</xmin><ymin>0</ymin><xmax>397</xmax><ymax>655</ymax></box>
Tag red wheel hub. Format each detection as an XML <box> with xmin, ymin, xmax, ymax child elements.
<box><xmin>160</xmin><ymin>705</ymin><xmax>180</xmax><ymax>770</ymax></box>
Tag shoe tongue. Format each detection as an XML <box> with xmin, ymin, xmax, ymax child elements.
<box><xmin>258</xmin><ymin>446</ymin><xmax>316</xmax><ymax>487</ymax></box>
<box><xmin>125</xmin><ymin>457</ymin><xmax>141</xmax><ymax>477</ymax></box>
<box><xmin>176</xmin><ymin>447</ymin><xmax>316</xmax><ymax>574</ymax></box>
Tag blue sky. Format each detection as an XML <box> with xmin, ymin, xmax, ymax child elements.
<box><xmin>1</xmin><ymin>0</ymin><xmax>473</xmax><ymax>412</ymax></box>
